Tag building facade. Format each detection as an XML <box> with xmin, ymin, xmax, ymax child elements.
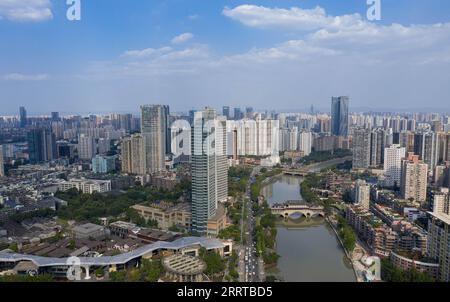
<box><xmin>141</xmin><ymin>105</ymin><xmax>167</xmax><ymax>174</ymax></box>
<box><xmin>401</xmin><ymin>153</ymin><xmax>428</xmax><ymax>202</ymax></box>
<box><xmin>427</xmin><ymin>212</ymin><xmax>450</xmax><ymax>281</ymax></box>
<box><xmin>58</xmin><ymin>179</ymin><xmax>112</xmax><ymax>194</ymax></box>
<box><xmin>191</xmin><ymin>108</ymin><xmax>228</xmax><ymax>234</ymax></box>
<box><xmin>353</xmin><ymin>128</ymin><xmax>371</xmax><ymax>169</ymax></box>
<box><xmin>331</xmin><ymin>96</ymin><xmax>349</xmax><ymax>137</ymax></box>
<box><xmin>384</xmin><ymin>144</ymin><xmax>406</xmax><ymax>187</ymax></box>
<box><xmin>92</xmin><ymin>155</ymin><xmax>116</xmax><ymax>174</ymax></box>
<box><xmin>121</xmin><ymin>134</ymin><xmax>146</xmax><ymax>175</ymax></box>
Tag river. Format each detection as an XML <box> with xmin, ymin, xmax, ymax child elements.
<box><xmin>261</xmin><ymin>175</ymin><xmax>356</xmax><ymax>282</ymax></box>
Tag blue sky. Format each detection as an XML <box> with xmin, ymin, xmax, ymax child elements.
<box><xmin>1</xmin><ymin>0</ymin><xmax>450</xmax><ymax>115</ymax></box>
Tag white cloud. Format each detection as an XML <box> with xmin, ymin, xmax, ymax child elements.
<box><xmin>76</xmin><ymin>5</ymin><xmax>450</xmax><ymax>111</ymax></box>
<box><xmin>121</xmin><ymin>47</ymin><xmax>173</xmax><ymax>59</ymax></box>
<box><xmin>2</xmin><ymin>73</ymin><xmax>48</xmax><ymax>81</ymax></box>
<box><xmin>0</xmin><ymin>0</ymin><xmax>53</xmax><ymax>22</ymax></box>
<box><xmin>171</xmin><ymin>32</ymin><xmax>194</xmax><ymax>44</ymax></box>
<box><xmin>223</xmin><ymin>4</ymin><xmax>364</xmax><ymax>32</ymax></box>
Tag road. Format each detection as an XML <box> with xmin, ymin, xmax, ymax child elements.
<box><xmin>241</xmin><ymin>166</ymin><xmax>264</xmax><ymax>282</ymax></box>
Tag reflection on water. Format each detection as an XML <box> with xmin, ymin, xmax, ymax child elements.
<box><xmin>261</xmin><ymin>175</ymin><xmax>303</xmax><ymax>205</ymax></box>
<box><xmin>262</xmin><ymin>175</ymin><xmax>356</xmax><ymax>282</ymax></box>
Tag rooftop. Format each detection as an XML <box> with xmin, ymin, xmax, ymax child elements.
<box><xmin>0</xmin><ymin>237</ymin><xmax>226</xmax><ymax>268</ymax></box>
<box><xmin>162</xmin><ymin>254</ymin><xmax>206</xmax><ymax>276</ymax></box>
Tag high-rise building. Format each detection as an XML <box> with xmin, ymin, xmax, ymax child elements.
<box><xmin>354</xmin><ymin>180</ymin><xmax>370</xmax><ymax>210</ymax></box>
<box><xmin>78</xmin><ymin>134</ymin><xmax>96</xmax><ymax>160</ymax></box>
<box><xmin>399</xmin><ymin>131</ymin><xmax>415</xmax><ymax>153</ymax></box>
<box><xmin>383</xmin><ymin>144</ymin><xmax>406</xmax><ymax>187</ymax></box>
<box><xmin>51</xmin><ymin>121</ymin><xmax>64</xmax><ymax>140</ymax></box>
<box><xmin>141</xmin><ymin>105</ymin><xmax>167</xmax><ymax>173</ymax></box>
<box><xmin>19</xmin><ymin>106</ymin><xmax>27</xmax><ymax>128</ymax></box>
<box><xmin>119</xmin><ymin>114</ymin><xmax>132</xmax><ymax>132</ymax></box>
<box><xmin>432</xmin><ymin>190</ymin><xmax>450</xmax><ymax>216</ymax></box>
<box><xmin>121</xmin><ymin>134</ymin><xmax>146</xmax><ymax>175</ymax></box>
<box><xmin>170</xmin><ymin>121</ymin><xmax>191</xmax><ymax>163</ymax></box>
<box><xmin>427</xmin><ymin>212</ymin><xmax>450</xmax><ymax>281</ymax></box>
<box><xmin>245</xmin><ymin>107</ymin><xmax>254</xmax><ymax>119</ymax></box>
<box><xmin>234</xmin><ymin>108</ymin><xmax>243</xmax><ymax>120</ymax></box>
<box><xmin>331</xmin><ymin>96</ymin><xmax>349</xmax><ymax>137</ymax></box>
<box><xmin>370</xmin><ymin>128</ymin><xmax>386</xmax><ymax>167</ymax></box>
<box><xmin>97</xmin><ymin>138</ymin><xmax>111</xmax><ymax>155</ymax></box>
<box><xmin>222</xmin><ymin>106</ymin><xmax>231</xmax><ymax>120</ymax></box>
<box><xmin>27</xmin><ymin>128</ymin><xmax>56</xmax><ymax>164</ymax></box>
<box><xmin>401</xmin><ymin>153</ymin><xmax>428</xmax><ymax>202</ymax></box>
<box><xmin>414</xmin><ymin>131</ymin><xmax>438</xmax><ymax>172</ymax></box>
<box><xmin>436</xmin><ymin>132</ymin><xmax>450</xmax><ymax>163</ymax></box>
<box><xmin>163</xmin><ymin>105</ymin><xmax>171</xmax><ymax>156</ymax></box>
<box><xmin>51</xmin><ymin>112</ymin><xmax>60</xmax><ymax>122</ymax></box>
<box><xmin>92</xmin><ymin>155</ymin><xmax>116</xmax><ymax>174</ymax></box>
<box><xmin>227</xmin><ymin>118</ymin><xmax>279</xmax><ymax>156</ymax></box>
<box><xmin>288</xmin><ymin>127</ymin><xmax>298</xmax><ymax>152</ymax></box>
<box><xmin>352</xmin><ymin>128</ymin><xmax>371</xmax><ymax>169</ymax></box>
<box><xmin>298</xmin><ymin>131</ymin><xmax>312</xmax><ymax>156</ymax></box>
<box><xmin>191</xmin><ymin>108</ymin><xmax>228</xmax><ymax>234</ymax></box>
<box><xmin>0</xmin><ymin>145</ymin><xmax>4</xmax><ymax>177</ymax></box>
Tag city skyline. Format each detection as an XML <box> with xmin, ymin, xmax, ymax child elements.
<box><xmin>1</xmin><ymin>1</ymin><xmax>450</xmax><ymax>114</ymax></box>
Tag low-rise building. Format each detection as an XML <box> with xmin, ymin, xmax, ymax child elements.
<box><xmin>132</xmin><ymin>202</ymin><xmax>191</xmax><ymax>231</ymax></box>
<box><xmin>162</xmin><ymin>254</ymin><xmax>206</xmax><ymax>282</ymax></box>
<box><xmin>58</xmin><ymin>178</ymin><xmax>112</xmax><ymax>194</ymax></box>
<box><xmin>390</xmin><ymin>251</ymin><xmax>439</xmax><ymax>280</ymax></box>
<box><xmin>73</xmin><ymin>223</ymin><xmax>108</xmax><ymax>240</ymax></box>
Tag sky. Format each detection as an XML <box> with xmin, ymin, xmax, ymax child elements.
<box><xmin>0</xmin><ymin>0</ymin><xmax>450</xmax><ymax>115</ymax></box>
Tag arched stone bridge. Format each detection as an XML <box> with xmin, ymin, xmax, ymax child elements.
<box><xmin>270</xmin><ymin>201</ymin><xmax>325</xmax><ymax>219</ymax></box>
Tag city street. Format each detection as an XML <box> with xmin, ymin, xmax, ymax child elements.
<box><xmin>239</xmin><ymin>167</ymin><xmax>264</xmax><ymax>282</ymax></box>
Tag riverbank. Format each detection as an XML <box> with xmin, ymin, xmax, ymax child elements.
<box><xmin>325</xmin><ymin>217</ymin><xmax>361</xmax><ymax>282</ymax></box>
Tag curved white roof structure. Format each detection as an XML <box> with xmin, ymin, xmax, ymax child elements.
<box><xmin>0</xmin><ymin>237</ymin><xmax>225</xmax><ymax>267</ymax></box>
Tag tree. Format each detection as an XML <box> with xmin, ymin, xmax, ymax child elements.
<box><xmin>8</xmin><ymin>243</ymin><xmax>18</xmax><ymax>252</ymax></box>
<box><xmin>95</xmin><ymin>267</ymin><xmax>105</xmax><ymax>278</ymax></box>
<box><xmin>201</xmin><ymin>251</ymin><xmax>225</xmax><ymax>276</ymax></box>
<box><xmin>141</xmin><ymin>259</ymin><xmax>163</xmax><ymax>282</ymax></box>
<box><xmin>381</xmin><ymin>259</ymin><xmax>434</xmax><ymax>282</ymax></box>
<box><xmin>109</xmin><ymin>271</ymin><xmax>126</xmax><ymax>282</ymax></box>
<box><xmin>126</xmin><ymin>269</ymin><xmax>142</xmax><ymax>282</ymax></box>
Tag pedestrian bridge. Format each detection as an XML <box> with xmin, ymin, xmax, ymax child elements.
<box><xmin>270</xmin><ymin>201</ymin><xmax>325</xmax><ymax>219</ymax></box>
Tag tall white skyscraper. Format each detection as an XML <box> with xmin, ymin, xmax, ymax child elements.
<box><xmin>298</xmin><ymin>131</ymin><xmax>312</xmax><ymax>156</ymax></box>
<box><xmin>288</xmin><ymin>127</ymin><xmax>298</xmax><ymax>151</ymax></box>
<box><xmin>226</xmin><ymin>118</ymin><xmax>279</xmax><ymax>156</ymax></box>
<box><xmin>141</xmin><ymin>105</ymin><xmax>167</xmax><ymax>174</ymax></box>
<box><xmin>383</xmin><ymin>144</ymin><xmax>406</xmax><ymax>187</ymax></box>
<box><xmin>191</xmin><ymin>108</ymin><xmax>228</xmax><ymax>234</ymax></box>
